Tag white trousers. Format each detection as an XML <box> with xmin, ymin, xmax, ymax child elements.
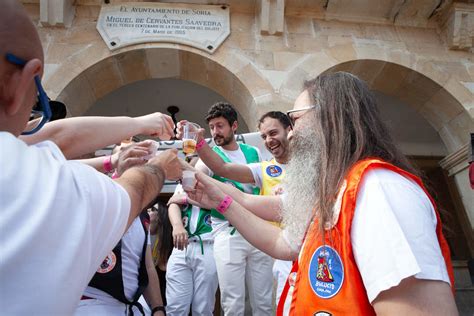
<box><xmin>75</xmin><ymin>298</ymin><xmax>146</xmax><ymax>315</ymax></box>
<box><xmin>273</xmin><ymin>259</ymin><xmax>293</xmax><ymax>314</ymax></box>
<box><xmin>214</xmin><ymin>228</ymin><xmax>273</xmax><ymax>316</ymax></box>
<box><xmin>166</xmin><ymin>241</ymin><xmax>218</xmax><ymax>316</ymax></box>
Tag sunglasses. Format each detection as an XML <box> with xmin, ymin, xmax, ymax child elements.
<box><xmin>286</xmin><ymin>105</ymin><xmax>317</xmax><ymax>128</ymax></box>
<box><xmin>5</xmin><ymin>53</ymin><xmax>52</xmax><ymax>135</ymax></box>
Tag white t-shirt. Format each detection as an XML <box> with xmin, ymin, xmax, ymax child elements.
<box><xmin>351</xmin><ymin>168</ymin><xmax>450</xmax><ymax>302</ymax></box>
<box><xmin>83</xmin><ymin>216</ymin><xmax>148</xmax><ymax>302</ymax></box>
<box><xmin>0</xmin><ymin>133</ymin><xmax>130</xmax><ymax>315</ymax></box>
<box><xmin>247</xmin><ymin>160</ymin><xmax>287</xmax><ymax>189</ymax></box>
<box><xmin>195</xmin><ymin>145</ymin><xmax>261</xmax><ymax>232</ymax></box>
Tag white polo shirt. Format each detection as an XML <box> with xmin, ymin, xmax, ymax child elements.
<box><xmin>0</xmin><ymin>132</ymin><xmax>131</xmax><ymax>315</ymax></box>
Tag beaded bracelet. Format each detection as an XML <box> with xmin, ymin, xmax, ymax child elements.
<box><xmin>216</xmin><ymin>195</ymin><xmax>233</xmax><ymax>214</ymax></box>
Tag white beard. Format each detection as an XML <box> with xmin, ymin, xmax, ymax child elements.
<box><xmin>282</xmin><ymin>126</ymin><xmax>320</xmax><ymax>251</ymax></box>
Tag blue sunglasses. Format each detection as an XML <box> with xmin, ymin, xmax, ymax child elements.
<box><xmin>5</xmin><ymin>53</ymin><xmax>52</xmax><ymax>135</ymax></box>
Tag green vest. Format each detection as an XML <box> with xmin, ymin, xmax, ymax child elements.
<box><xmin>182</xmin><ymin>204</ymin><xmax>212</xmax><ymax>237</ymax></box>
<box><xmin>207</xmin><ymin>143</ymin><xmax>261</xmax><ymax>220</ymax></box>
<box><xmin>182</xmin><ymin>204</ymin><xmax>212</xmax><ymax>254</ymax></box>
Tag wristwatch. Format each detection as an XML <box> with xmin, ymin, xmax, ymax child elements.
<box><xmin>152</xmin><ymin>305</ymin><xmax>166</xmax><ymax>315</ymax></box>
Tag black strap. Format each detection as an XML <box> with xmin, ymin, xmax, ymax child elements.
<box><xmin>127</xmin><ymin>300</ymin><xmax>145</xmax><ymax>316</ymax></box>
<box><xmin>151</xmin><ymin>305</ymin><xmax>166</xmax><ymax>315</ymax></box>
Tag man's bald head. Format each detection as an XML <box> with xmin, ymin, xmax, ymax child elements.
<box><xmin>0</xmin><ymin>0</ymin><xmax>43</xmax><ymax>64</ymax></box>
<box><xmin>0</xmin><ymin>0</ymin><xmax>44</xmax><ymax>136</ymax></box>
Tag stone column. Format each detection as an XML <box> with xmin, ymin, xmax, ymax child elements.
<box><xmin>40</xmin><ymin>0</ymin><xmax>75</xmax><ymax>27</ymax></box>
<box><xmin>439</xmin><ymin>144</ymin><xmax>474</xmax><ymax>256</ymax></box>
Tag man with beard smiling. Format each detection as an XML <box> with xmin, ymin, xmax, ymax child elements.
<box><xmin>189</xmin><ymin>111</ymin><xmax>292</xmax><ymax>307</ymax></box>
<box><xmin>188</xmin><ymin>102</ymin><xmax>274</xmax><ymax>316</ymax></box>
<box><xmin>184</xmin><ymin>72</ymin><xmax>457</xmax><ymax>315</ymax></box>
<box><xmin>195</xmin><ymin>111</ymin><xmax>290</xmax><ymax>194</ymax></box>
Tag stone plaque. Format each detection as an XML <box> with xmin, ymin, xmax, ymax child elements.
<box><xmin>96</xmin><ymin>2</ymin><xmax>230</xmax><ymax>53</ymax></box>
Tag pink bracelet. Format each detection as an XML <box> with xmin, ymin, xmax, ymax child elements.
<box><xmin>111</xmin><ymin>171</ymin><xmax>119</xmax><ymax>179</ymax></box>
<box><xmin>216</xmin><ymin>195</ymin><xmax>233</xmax><ymax>214</ymax></box>
<box><xmin>103</xmin><ymin>155</ymin><xmax>113</xmax><ymax>173</ymax></box>
<box><xmin>195</xmin><ymin>139</ymin><xmax>206</xmax><ymax>151</ymax></box>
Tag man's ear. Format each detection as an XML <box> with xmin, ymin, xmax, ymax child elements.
<box><xmin>5</xmin><ymin>58</ymin><xmax>42</xmax><ymax>116</ymax></box>
<box><xmin>232</xmin><ymin>121</ymin><xmax>238</xmax><ymax>133</ymax></box>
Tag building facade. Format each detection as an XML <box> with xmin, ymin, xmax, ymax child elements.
<box><xmin>23</xmin><ymin>0</ymin><xmax>473</xmax><ymax>312</ymax></box>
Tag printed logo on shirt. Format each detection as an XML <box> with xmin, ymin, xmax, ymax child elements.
<box><xmin>314</xmin><ymin>312</ymin><xmax>332</xmax><ymax>316</ymax></box>
<box><xmin>97</xmin><ymin>252</ymin><xmax>117</xmax><ymax>274</ymax></box>
<box><xmin>204</xmin><ymin>214</ymin><xmax>212</xmax><ymax>227</ymax></box>
<box><xmin>182</xmin><ymin>216</ymin><xmax>189</xmax><ymax>228</ymax></box>
<box><xmin>308</xmin><ymin>245</ymin><xmax>344</xmax><ymax>299</ymax></box>
<box><xmin>266</xmin><ymin>165</ymin><xmax>283</xmax><ymax>177</ymax></box>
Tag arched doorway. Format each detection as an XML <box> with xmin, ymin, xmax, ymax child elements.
<box><xmin>82</xmin><ymin>78</ymin><xmax>251</xmax><ymax>134</ymax></box>
<box><xmin>55</xmin><ymin>47</ymin><xmax>270</xmax><ymax>132</ymax></box>
<box><xmin>322</xmin><ymin>59</ymin><xmax>471</xmax><ymax>153</ymax></box>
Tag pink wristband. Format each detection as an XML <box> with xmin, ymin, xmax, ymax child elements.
<box><xmin>216</xmin><ymin>195</ymin><xmax>233</xmax><ymax>214</ymax></box>
<box><xmin>103</xmin><ymin>155</ymin><xmax>113</xmax><ymax>173</ymax></box>
<box><xmin>195</xmin><ymin>139</ymin><xmax>206</xmax><ymax>151</ymax></box>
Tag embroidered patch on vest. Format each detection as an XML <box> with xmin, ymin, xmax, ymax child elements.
<box><xmin>97</xmin><ymin>252</ymin><xmax>117</xmax><ymax>274</ymax></box>
<box><xmin>314</xmin><ymin>312</ymin><xmax>332</xmax><ymax>316</ymax></box>
<box><xmin>308</xmin><ymin>245</ymin><xmax>344</xmax><ymax>299</ymax></box>
<box><xmin>204</xmin><ymin>214</ymin><xmax>212</xmax><ymax>227</ymax></box>
<box><xmin>266</xmin><ymin>165</ymin><xmax>282</xmax><ymax>177</ymax></box>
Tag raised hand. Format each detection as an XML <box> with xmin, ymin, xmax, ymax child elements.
<box><xmin>184</xmin><ymin>172</ymin><xmax>226</xmax><ymax>211</ymax></box>
<box><xmin>116</xmin><ymin>140</ymin><xmax>152</xmax><ymax>176</ymax></box>
<box><xmin>176</xmin><ymin>120</ymin><xmax>205</xmax><ymax>141</ymax></box>
<box><xmin>136</xmin><ymin>113</ymin><xmax>175</xmax><ymax>141</ymax></box>
<box><xmin>147</xmin><ymin>148</ymin><xmax>182</xmax><ymax>181</ymax></box>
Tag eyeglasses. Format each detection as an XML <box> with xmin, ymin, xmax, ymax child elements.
<box><xmin>286</xmin><ymin>105</ymin><xmax>317</xmax><ymax>128</ymax></box>
<box><xmin>5</xmin><ymin>53</ymin><xmax>52</xmax><ymax>135</ymax></box>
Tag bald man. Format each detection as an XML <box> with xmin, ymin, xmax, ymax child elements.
<box><xmin>0</xmin><ymin>1</ymin><xmax>181</xmax><ymax>314</ymax></box>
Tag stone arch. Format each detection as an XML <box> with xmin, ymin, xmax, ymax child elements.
<box><xmin>53</xmin><ymin>45</ymin><xmax>274</xmax><ymax>132</ymax></box>
<box><xmin>280</xmin><ymin>56</ymin><xmax>473</xmax><ymax>153</ymax></box>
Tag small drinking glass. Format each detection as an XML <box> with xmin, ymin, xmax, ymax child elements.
<box><xmin>182</xmin><ymin>122</ymin><xmax>201</xmax><ymax>156</ymax></box>
<box><xmin>181</xmin><ymin>170</ymin><xmax>197</xmax><ymax>191</ymax></box>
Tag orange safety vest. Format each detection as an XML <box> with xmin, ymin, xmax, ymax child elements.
<box><xmin>277</xmin><ymin>158</ymin><xmax>454</xmax><ymax>316</ymax></box>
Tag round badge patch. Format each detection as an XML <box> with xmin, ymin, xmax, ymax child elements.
<box><xmin>204</xmin><ymin>214</ymin><xmax>212</xmax><ymax>227</ymax></box>
<box><xmin>308</xmin><ymin>245</ymin><xmax>344</xmax><ymax>299</ymax></box>
<box><xmin>266</xmin><ymin>165</ymin><xmax>283</xmax><ymax>177</ymax></box>
<box><xmin>97</xmin><ymin>252</ymin><xmax>116</xmax><ymax>274</ymax></box>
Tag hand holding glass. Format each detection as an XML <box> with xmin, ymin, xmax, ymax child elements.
<box><xmin>183</xmin><ymin>122</ymin><xmax>201</xmax><ymax>156</ymax></box>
